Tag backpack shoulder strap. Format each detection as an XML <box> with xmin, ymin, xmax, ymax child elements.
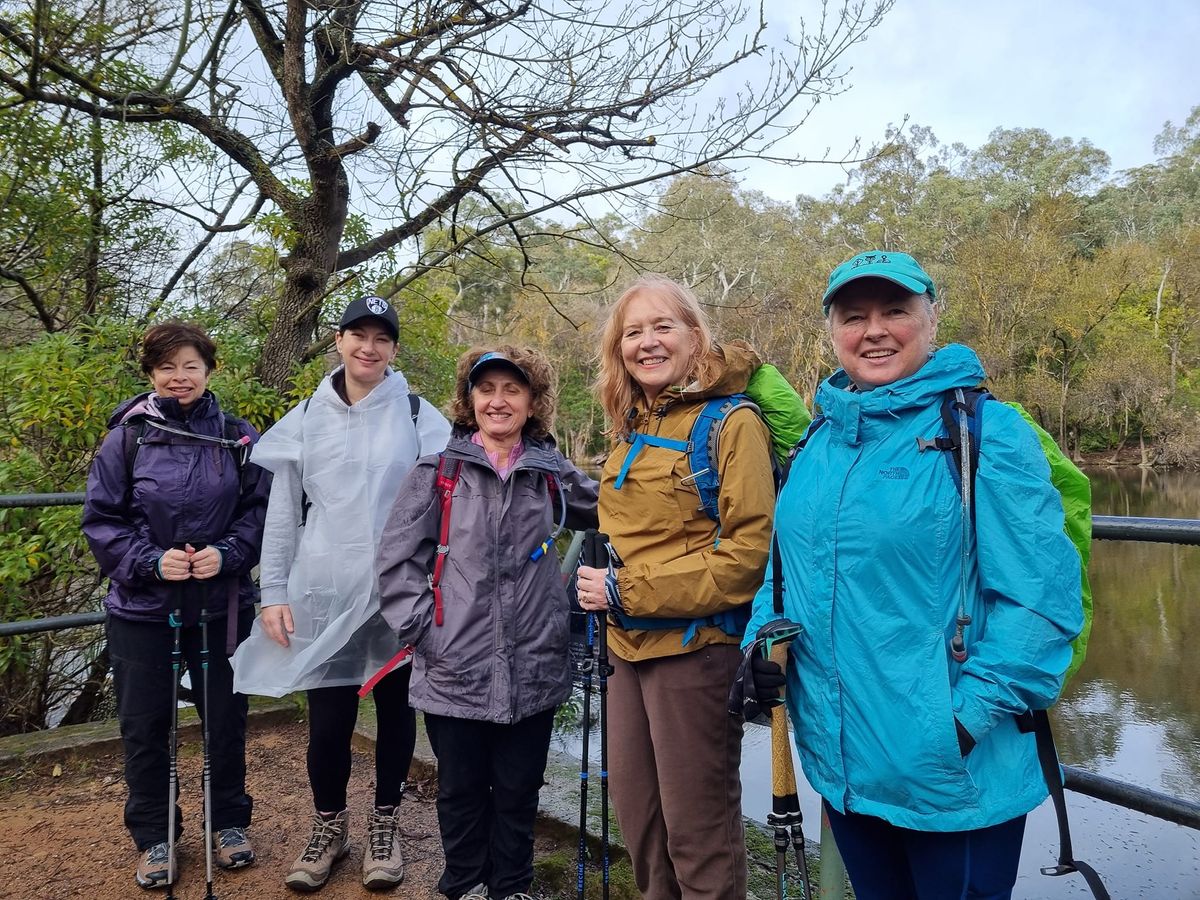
<box><xmin>430</xmin><ymin>454</ymin><xmax>463</xmax><ymax>628</ymax></box>
<box><xmin>779</xmin><ymin>413</ymin><xmax>828</xmax><ymax>491</ymax></box>
<box><xmin>687</xmin><ymin>393</ymin><xmax>761</xmax><ymax>523</ymax></box>
<box><xmin>408</xmin><ymin>392</ymin><xmax>423</xmax><ymax>455</ymax></box>
<box><xmin>122</xmin><ymin>417</ymin><xmax>148</xmax><ymax>482</ymax></box>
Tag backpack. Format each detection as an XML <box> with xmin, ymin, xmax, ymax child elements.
<box><xmin>779</xmin><ymin>386</ymin><xmax>1107</xmax><ymax>900</ymax></box>
<box><xmin>610</xmin><ymin>368</ymin><xmax>810</xmax><ymax>643</ymax></box>
<box><xmin>924</xmin><ymin>388</ymin><xmax>1093</xmax><ymax>681</ymax></box>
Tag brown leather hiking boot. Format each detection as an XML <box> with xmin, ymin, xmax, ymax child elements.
<box><xmin>362</xmin><ymin>806</ymin><xmax>404</xmax><ymax>890</ymax></box>
<box><xmin>285</xmin><ymin>811</ymin><xmax>350</xmax><ymax>892</ymax></box>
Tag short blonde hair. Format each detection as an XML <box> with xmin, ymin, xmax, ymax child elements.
<box><xmin>594</xmin><ymin>274</ymin><xmax>719</xmax><ymax>440</ymax></box>
<box><xmin>450</xmin><ymin>345</ymin><xmax>557</xmax><ymax>441</ymax></box>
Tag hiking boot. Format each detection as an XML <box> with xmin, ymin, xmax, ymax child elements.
<box><xmin>285</xmin><ymin>811</ymin><xmax>350</xmax><ymax>892</ymax></box>
<box><xmin>362</xmin><ymin>806</ymin><xmax>403</xmax><ymax>890</ymax></box>
<box><xmin>135</xmin><ymin>841</ymin><xmax>174</xmax><ymax>889</ymax></box>
<box><xmin>460</xmin><ymin>886</ymin><xmax>489</xmax><ymax>900</ymax></box>
<box><xmin>213</xmin><ymin>826</ymin><xmax>256</xmax><ymax>869</ymax></box>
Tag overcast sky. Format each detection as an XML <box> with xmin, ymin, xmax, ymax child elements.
<box><xmin>735</xmin><ymin>0</ymin><xmax>1200</xmax><ymax>201</ymax></box>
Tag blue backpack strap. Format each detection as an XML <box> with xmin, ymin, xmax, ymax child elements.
<box><xmin>613</xmin><ymin>432</ymin><xmax>689</xmax><ymax>490</ymax></box>
<box><xmin>685</xmin><ymin>394</ymin><xmax>758</xmax><ymax>523</ymax></box>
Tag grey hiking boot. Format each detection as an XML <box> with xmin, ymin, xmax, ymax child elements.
<box><xmin>213</xmin><ymin>826</ymin><xmax>256</xmax><ymax>869</ymax></box>
<box><xmin>460</xmin><ymin>886</ymin><xmax>489</xmax><ymax>900</ymax></box>
<box><xmin>285</xmin><ymin>811</ymin><xmax>350</xmax><ymax>892</ymax></box>
<box><xmin>135</xmin><ymin>841</ymin><xmax>174</xmax><ymax>889</ymax></box>
<box><xmin>362</xmin><ymin>805</ymin><xmax>403</xmax><ymax>890</ymax></box>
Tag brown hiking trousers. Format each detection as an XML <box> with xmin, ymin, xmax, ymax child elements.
<box><xmin>606</xmin><ymin>643</ymin><xmax>747</xmax><ymax>899</ymax></box>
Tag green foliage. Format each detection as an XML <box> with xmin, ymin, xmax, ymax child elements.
<box><xmin>0</xmin><ymin>321</ymin><xmax>147</xmax><ymax>732</ymax></box>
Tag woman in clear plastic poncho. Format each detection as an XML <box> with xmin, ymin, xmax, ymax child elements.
<box><xmin>231</xmin><ymin>296</ymin><xmax>450</xmax><ymax>893</ymax></box>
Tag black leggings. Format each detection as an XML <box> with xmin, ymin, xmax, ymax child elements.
<box><xmin>305</xmin><ymin>664</ymin><xmax>415</xmax><ymax>811</ymax></box>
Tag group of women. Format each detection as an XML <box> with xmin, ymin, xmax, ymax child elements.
<box><xmin>84</xmin><ymin>250</ymin><xmax>1083</xmax><ymax>900</ymax></box>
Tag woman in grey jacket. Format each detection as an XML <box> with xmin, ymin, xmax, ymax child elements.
<box><xmin>377</xmin><ymin>346</ymin><xmax>598</xmax><ymax>900</ymax></box>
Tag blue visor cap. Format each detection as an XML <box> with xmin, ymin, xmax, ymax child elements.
<box><xmin>468</xmin><ymin>351</ymin><xmax>531</xmax><ymax>391</ymax></box>
<box><xmin>822</xmin><ymin>251</ymin><xmax>936</xmax><ymax>313</ymax></box>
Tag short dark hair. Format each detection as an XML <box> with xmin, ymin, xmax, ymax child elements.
<box><xmin>451</xmin><ymin>345</ymin><xmax>557</xmax><ymax>441</ymax></box>
<box><xmin>140</xmin><ymin>321</ymin><xmax>218</xmax><ymax>375</ymax></box>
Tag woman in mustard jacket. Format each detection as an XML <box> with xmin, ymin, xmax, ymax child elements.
<box><xmin>577</xmin><ymin>274</ymin><xmax>775</xmax><ymax>900</ymax></box>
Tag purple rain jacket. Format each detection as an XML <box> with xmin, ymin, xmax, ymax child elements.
<box><xmin>82</xmin><ymin>391</ymin><xmax>270</xmax><ymax>626</ymax></box>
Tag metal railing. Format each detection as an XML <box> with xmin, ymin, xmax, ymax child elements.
<box><xmin>2</xmin><ymin>492</ymin><xmax>1200</xmax><ymax>832</ymax></box>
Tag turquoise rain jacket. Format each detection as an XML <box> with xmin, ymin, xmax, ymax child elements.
<box><xmin>744</xmin><ymin>344</ymin><xmax>1083</xmax><ymax>832</ymax></box>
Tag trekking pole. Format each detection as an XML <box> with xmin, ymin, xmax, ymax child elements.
<box><xmin>584</xmin><ymin>530</ymin><xmax>615</xmax><ymax>900</ymax></box>
<box><xmin>575</xmin><ymin>584</ymin><xmax>594</xmax><ymax>900</ymax></box>
<box><xmin>199</xmin><ymin>585</ymin><xmax>218</xmax><ymax>900</ymax></box>
<box><xmin>762</xmin><ymin>622</ymin><xmax>809</xmax><ymax>900</ymax></box>
<box><xmin>165</xmin><ymin>604</ymin><xmax>182</xmax><ymax>900</ymax></box>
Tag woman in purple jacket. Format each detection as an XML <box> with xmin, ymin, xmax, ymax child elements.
<box><xmin>82</xmin><ymin>322</ymin><xmax>270</xmax><ymax>890</ymax></box>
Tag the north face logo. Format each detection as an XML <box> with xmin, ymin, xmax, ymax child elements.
<box><xmin>879</xmin><ymin>466</ymin><xmax>910</xmax><ymax>480</ymax></box>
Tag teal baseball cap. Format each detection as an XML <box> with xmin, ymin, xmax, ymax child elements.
<box><xmin>822</xmin><ymin>251</ymin><xmax>936</xmax><ymax>313</ymax></box>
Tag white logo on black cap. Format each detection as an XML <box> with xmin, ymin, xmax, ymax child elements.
<box><xmin>366</xmin><ymin>296</ymin><xmax>389</xmax><ymax>315</ymax></box>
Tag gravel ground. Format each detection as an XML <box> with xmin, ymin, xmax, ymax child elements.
<box><xmin>0</xmin><ymin>717</ymin><xmax>452</xmax><ymax>900</ymax></box>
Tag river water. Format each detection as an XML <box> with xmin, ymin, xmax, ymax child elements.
<box><xmin>558</xmin><ymin>468</ymin><xmax>1200</xmax><ymax>898</ymax></box>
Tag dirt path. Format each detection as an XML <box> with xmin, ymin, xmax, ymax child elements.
<box><xmin>0</xmin><ymin>719</ymin><xmax>449</xmax><ymax>900</ymax></box>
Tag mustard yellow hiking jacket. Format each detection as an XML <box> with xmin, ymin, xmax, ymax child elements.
<box><xmin>600</xmin><ymin>341</ymin><xmax>776</xmax><ymax>662</ymax></box>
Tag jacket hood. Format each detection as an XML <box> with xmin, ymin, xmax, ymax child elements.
<box><xmin>106</xmin><ymin>390</ymin><xmax>220</xmax><ymax>428</ymax></box>
<box><xmin>662</xmin><ymin>339</ymin><xmax>762</xmax><ymax>406</ymax></box>
<box><xmin>314</xmin><ymin>365</ymin><xmax>411</xmax><ymax>410</ymax></box>
<box><xmin>815</xmin><ymin>343</ymin><xmax>986</xmax><ymax>446</ymax></box>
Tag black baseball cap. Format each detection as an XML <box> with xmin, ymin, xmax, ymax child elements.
<box><xmin>338</xmin><ymin>295</ymin><xmax>399</xmax><ymax>341</ymax></box>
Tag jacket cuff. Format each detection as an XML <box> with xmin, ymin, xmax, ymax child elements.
<box><xmin>259</xmin><ymin>583</ymin><xmax>289</xmax><ymax>606</ymax></box>
<box><xmin>604</xmin><ymin>572</ymin><xmax>624</xmax><ymax>613</ymax></box>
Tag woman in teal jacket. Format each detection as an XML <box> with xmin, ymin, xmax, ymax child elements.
<box><xmin>742</xmin><ymin>251</ymin><xmax>1083</xmax><ymax>899</ymax></box>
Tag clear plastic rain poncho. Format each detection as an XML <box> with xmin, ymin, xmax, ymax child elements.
<box><xmin>231</xmin><ymin>367</ymin><xmax>450</xmax><ymax>696</ymax></box>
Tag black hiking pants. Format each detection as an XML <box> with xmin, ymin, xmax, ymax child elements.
<box><xmin>107</xmin><ymin>607</ymin><xmax>254</xmax><ymax>851</ymax></box>
<box><xmin>425</xmin><ymin>707</ymin><xmax>555</xmax><ymax>900</ymax></box>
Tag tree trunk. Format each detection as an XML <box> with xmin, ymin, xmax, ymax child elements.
<box><xmin>256</xmin><ymin>186</ymin><xmax>348</xmax><ymax>392</ymax></box>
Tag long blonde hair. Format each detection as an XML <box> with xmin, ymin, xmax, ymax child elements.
<box><xmin>595</xmin><ymin>274</ymin><xmax>719</xmax><ymax>440</ymax></box>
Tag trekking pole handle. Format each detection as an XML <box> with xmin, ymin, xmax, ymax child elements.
<box><xmin>768</xmin><ymin>641</ymin><xmax>798</xmax><ymax>800</ymax></box>
<box><xmin>582</xmin><ymin>529</ymin><xmax>609</xmax><ymax>569</ymax></box>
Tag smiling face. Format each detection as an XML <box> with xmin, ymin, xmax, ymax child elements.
<box><xmin>150</xmin><ymin>345</ymin><xmax>211</xmax><ymax>410</ymax></box>
<box><xmin>619</xmin><ymin>290</ymin><xmax>700</xmax><ymax>408</ymax></box>
<box><xmin>335</xmin><ymin>320</ymin><xmax>397</xmax><ymax>391</ymax></box>
<box><xmin>471</xmin><ymin>369</ymin><xmax>533</xmax><ymax>449</ymax></box>
<box><xmin>827</xmin><ymin>279</ymin><xmax>938</xmax><ymax>389</ymax></box>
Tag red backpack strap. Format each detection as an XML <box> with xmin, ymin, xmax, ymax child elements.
<box><xmin>431</xmin><ymin>455</ymin><xmax>462</xmax><ymax>627</ymax></box>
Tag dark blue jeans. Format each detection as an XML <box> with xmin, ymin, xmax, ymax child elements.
<box><xmin>107</xmin><ymin>607</ymin><xmax>254</xmax><ymax>851</ymax></box>
<box><xmin>824</xmin><ymin>801</ymin><xmax>1026</xmax><ymax>900</ymax></box>
<box><xmin>425</xmin><ymin>707</ymin><xmax>556</xmax><ymax>900</ymax></box>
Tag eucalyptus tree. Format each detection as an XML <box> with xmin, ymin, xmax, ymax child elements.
<box><xmin>0</xmin><ymin>0</ymin><xmax>893</xmax><ymax>389</ymax></box>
